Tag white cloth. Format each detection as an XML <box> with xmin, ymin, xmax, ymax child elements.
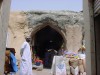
<box><xmin>20</xmin><ymin>41</ymin><xmax>33</xmax><ymax>75</ymax></box>
<box><xmin>70</xmin><ymin>66</ymin><xmax>79</xmax><ymax>75</ymax></box>
<box><xmin>51</xmin><ymin>56</ymin><xmax>66</xmax><ymax>75</ymax></box>
<box><xmin>78</xmin><ymin>54</ymin><xmax>86</xmax><ymax>59</ymax></box>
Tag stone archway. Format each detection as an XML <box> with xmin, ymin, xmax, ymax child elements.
<box><xmin>30</xmin><ymin>21</ymin><xmax>66</xmax><ymax>68</ymax></box>
<box><xmin>30</xmin><ymin>21</ymin><xmax>66</xmax><ymax>50</ymax></box>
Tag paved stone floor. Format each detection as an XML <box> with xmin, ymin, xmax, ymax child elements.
<box><xmin>16</xmin><ymin>69</ymin><xmax>51</xmax><ymax>75</ymax></box>
<box><xmin>32</xmin><ymin>69</ymin><xmax>51</xmax><ymax>75</ymax></box>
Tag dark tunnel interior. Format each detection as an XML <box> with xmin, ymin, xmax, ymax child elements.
<box><xmin>33</xmin><ymin>26</ymin><xmax>64</xmax><ymax>68</ymax></box>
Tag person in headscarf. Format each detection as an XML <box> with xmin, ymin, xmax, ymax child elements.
<box><xmin>20</xmin><ymin>36</ymin><xmax>33</xmax><ymax>75</ymax></box>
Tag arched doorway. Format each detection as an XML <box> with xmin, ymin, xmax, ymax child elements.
<box><xmin>34</xmin><ymin>26</ymin><xmax>64</xmax><ymax>55</ymax></box>
<box><xmin>30</xmin><ymin>21</ymin><xmax>66</xmax><ymax>68</ymax></box>
<box><xmin>32</xmin><ymin>26</ymin><xmax>65</xmax><ymax>68</ymax></box>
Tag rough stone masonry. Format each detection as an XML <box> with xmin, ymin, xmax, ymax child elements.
<box><xmin>8</xmin><ymin>10</ymin><xmax>84</xmax><ymax>60</ymax></box>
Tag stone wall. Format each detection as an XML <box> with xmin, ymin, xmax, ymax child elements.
<box><xmin>8</xmin><ymin>11</ymin><xmax>84</xmax><ymax>60</ymax></box>
<box><xmin>8</xmin><ymin>12</ymin><xmax>27</xmax><ymax>59</ymax></box>
<box><xmin>0</xmin><ymin>0</ymin><xmax>11</xmax><ymax>74</ymax></box>
<box><xmin>65</xmin><ymin>25</ymin><xmax>82</xmax><ymax>53</ymax></box>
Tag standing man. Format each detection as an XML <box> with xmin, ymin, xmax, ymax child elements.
<box><xmin>20</xmin><ymin>36</ymin><xmax>33</xmax><ymax>75</ymax></box>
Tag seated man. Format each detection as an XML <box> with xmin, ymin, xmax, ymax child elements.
<box><xmin>34</xmin><ymin>56</ymin><xmax>43</xmax><ymax>66</ymax></box>
<box><xmin>32</xmin><ymin>56</ymin><xmax>43</xmax><ymax>71</ymax></box>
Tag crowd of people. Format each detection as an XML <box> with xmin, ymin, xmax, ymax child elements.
<box><xmin>4</xmin><ymin>35</ymin><xmax>86</xmax><ymax>75</ymax></box>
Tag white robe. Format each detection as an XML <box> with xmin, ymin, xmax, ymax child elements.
<box><xmin>20</xmin><ymin>41</ymin><xmax>33</xmax><ymax>75</ymax></box>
